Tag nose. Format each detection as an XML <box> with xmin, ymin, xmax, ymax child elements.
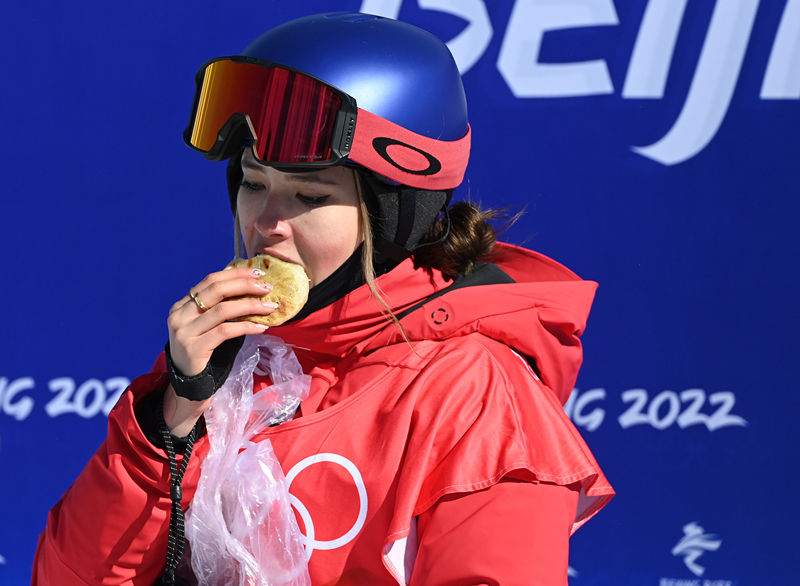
<box><xmin>253</xmin><ymin>192</ymin><xmax>291</xmax><ymax>242</ymax></box>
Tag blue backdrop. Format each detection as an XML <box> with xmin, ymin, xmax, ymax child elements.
<box><xmin>1</xmin><ymin>1</ymin><xmax>797</xmax><ymax>584</ymax></box>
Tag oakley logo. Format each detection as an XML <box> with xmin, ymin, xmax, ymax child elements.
<box><xmin>372</xmin><ymin>137</ymin><xmax>442</xmax><ymax>176</ymax></box>
<box><xmin>672</xmin><ymin>522</ymin><xmax>722</xmax><ymax>577</ymax></box>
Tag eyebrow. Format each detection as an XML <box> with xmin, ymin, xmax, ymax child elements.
<box><xmin>241</xmin><ymin>159</ymin><xmax>340</xmax><ymax>186</ymax></box>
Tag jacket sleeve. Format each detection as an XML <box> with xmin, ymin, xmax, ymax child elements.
<box><xmin>31</xmin><ymin>371</ymin><xmax>207</xmax><ymax>586</ymax></box>
<box><xmin>410</xmin><ymin>479</ymin><xmax>579</xmax><ymax>586</ymax></box>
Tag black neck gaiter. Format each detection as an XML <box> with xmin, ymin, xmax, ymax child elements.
<box><xmin>288</xmin><ymin>243</ymin><xmax>397</xmax><ymax>322</ymax></box>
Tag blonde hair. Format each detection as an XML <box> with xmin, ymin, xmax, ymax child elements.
<box><xmin>355</xmin><ymin>173</ymin><xmax>406</xmax><ymax>335</ymax></box>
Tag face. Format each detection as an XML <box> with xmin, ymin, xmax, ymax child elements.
<box><xmin>236</xmin><ymin>150</ymin><xmax>363</xmax><ymax>287</ymax></box>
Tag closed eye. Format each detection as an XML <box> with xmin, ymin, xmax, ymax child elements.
<box><xmin>240</xmin><ymin>179</ymin><xmax>264</xmax><ymax>192</ymax></box>
<box><xmin>297</xmin><ymin>194</ymin><xmax>330</xmax><ymax>206</ymax></box>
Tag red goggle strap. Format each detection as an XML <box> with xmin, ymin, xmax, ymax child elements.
<box><xmin>349</xmin><ymin>108</ymin><xmax>470</xmax><ymax>190</ymax></box>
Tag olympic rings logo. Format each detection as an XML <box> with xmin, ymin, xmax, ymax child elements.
<box><xmin>285</xmin><ymin>453</ymin><xmax>369</xmax><ymax>559</ymax></box>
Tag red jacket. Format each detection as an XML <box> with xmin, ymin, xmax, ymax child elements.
<box><xmin>33</xmin><ymin>243</ymin><xmax>613</xmax><ymax>585</ymax></box>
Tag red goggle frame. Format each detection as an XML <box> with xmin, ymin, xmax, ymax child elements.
<box><xmin>184</xmin><ymin>56</ymin><xmax>470</xmax><ymax>190</ymax></box>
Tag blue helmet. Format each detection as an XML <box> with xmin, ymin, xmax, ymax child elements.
<box><xmin>242</xmin><ymin>12</ymin><xmax>469</xmax><ymax>143</ymax></box>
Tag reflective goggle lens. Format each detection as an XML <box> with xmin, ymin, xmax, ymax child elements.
<box><xmin>188</xmin><ymin>59</ymin><xmax>344</xmax><ymax>164</ymax></box>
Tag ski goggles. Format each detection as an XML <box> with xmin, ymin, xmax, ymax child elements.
<box><xmin>184</xmin><ymin>56</ymin><xmax>470</xmax><ymax>190</ymax></box>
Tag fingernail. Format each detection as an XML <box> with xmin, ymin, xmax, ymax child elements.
<box><xmin>252</xmin><ymin>269</ymin><xmax>266</xmax><ymax>277</ymax></box>
<box><xmin>256</xmin><ymin>281</ymin><xmax>272</xmax><ymax>290</ymax></box>
<box><xmin>263</xmin><ymin>301</ymin><xmax>279</xmax><ymax>309</ymax></box>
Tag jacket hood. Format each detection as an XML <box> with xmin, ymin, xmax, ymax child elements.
<box><xmin>274</xmin><ymin>242</ymin><xmax>596</xmax><ymax>405</ymax></box>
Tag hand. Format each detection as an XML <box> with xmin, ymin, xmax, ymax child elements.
<box><xmin>167</xmin><ymin>266</ymin><xmax>278</xmax><ymax>377</ymax></box>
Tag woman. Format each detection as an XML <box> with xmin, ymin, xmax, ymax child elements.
<box><xmin>33</xmin><ymin>12</ymin><xmax>613</xmax><ymax>585</ymax></box>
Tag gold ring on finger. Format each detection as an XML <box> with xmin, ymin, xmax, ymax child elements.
<box><xmin>190</xmin><ymin>290</ymin><xmax>208</xmax><ymax>313</ymax></box>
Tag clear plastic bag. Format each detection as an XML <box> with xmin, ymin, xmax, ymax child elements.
<box><xmin>185</xmin><ymin>335</ymin><xmax>312</xmax><ymax>586</ymax></box>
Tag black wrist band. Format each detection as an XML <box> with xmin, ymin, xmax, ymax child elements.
<box><xmin>164</xmin><ymin>336</ymin><xmax>245</xmax><ymax>401</ymax></box>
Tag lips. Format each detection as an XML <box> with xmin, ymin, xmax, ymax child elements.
<box><xmin>256</xmin><ymin>249</ymin><xmax>301</xmax><ymax>267</ymax></box>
